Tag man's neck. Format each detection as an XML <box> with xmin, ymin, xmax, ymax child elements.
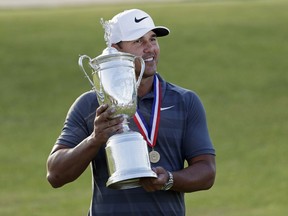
<box><xmin>137</xmin><ymin>75</ymin><xmax>154</xmax><ymax>98</ymax></box>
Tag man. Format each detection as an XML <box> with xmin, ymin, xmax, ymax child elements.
<box><xmin>46</xmin><ymin>9</ymin><xmax>216</xmax><ymax>216</ymax></box>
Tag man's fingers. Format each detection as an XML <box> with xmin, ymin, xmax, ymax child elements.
<box><xmin>96</xmin><ymin>104</ymin><xmax>108</xmax><ymax>116</ymax></box>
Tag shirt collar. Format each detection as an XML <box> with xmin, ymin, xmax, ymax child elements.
<box><xmin>139</xmin><ymin>73</ymin><xmax>167</xmax><ymax>100</ymax></box>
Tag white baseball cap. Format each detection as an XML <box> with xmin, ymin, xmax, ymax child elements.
<box><xmin>109</xmin><ymin>9</ymin><xmax>170</xmax><ymax>44</ymax></box>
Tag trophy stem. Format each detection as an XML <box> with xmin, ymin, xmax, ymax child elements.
<box><xmin>122</xmin><ymin>116</ymin><xmax>130</xmax><ymax>132</ymax></box>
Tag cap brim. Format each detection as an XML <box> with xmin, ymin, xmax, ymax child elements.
<box><xmin>121</xmin><ymin>26</ymin><xmax>170</xmax><ymax>42</ymax></box>
<box><xmin>152</xmin><ymin>26</ymin><xmax>170</xmax><ymax>37</ymax></box>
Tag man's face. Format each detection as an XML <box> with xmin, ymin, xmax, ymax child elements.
<box><xmin>114</xmin><ymin>31</ymin><xmax>160</xmax><ymax>77</ymax></box>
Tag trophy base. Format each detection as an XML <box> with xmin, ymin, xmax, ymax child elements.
<box><xmin>106</xmin><ymin>168</ymin><xmax>157</xmax><ymax>189</ymax></box>
<box><xmin>105</xmin><ymin>131</ymin><xmax>157</xmax><ymax>190</ymax></box>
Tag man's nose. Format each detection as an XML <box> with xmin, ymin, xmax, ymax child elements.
<box><xmin>143</xmin><ymin>41</ymin><xmax>153</xmax><ymax>52</ymax></box>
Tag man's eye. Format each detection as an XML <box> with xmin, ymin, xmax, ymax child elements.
<box><xmin>134</xmin><ymin>39</ymin><xmax>142</xmax><ymax>44</ymax></box>
<box><xmin>151</xmin><ymin>37</ymin><xmax>157</xmax><ymax>42</ymax></box>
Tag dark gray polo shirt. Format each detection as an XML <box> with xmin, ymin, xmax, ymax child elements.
<box><xmin>56</xmin><ymin>74</ymin><xmax>215</xmax><ymax>216</ymax></box>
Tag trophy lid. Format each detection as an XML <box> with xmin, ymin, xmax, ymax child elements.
<box><xmin>94</xmin><ymin>46</ymin><xmax>135</xmax><ymax>63</ymax></box>
<box><xmin>101</xmin><ymin>47</ymin><xmax>119</xmax><ymax>55</ymax></box>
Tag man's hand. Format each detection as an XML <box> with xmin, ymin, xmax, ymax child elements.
<box><xmin>140</xmin><ymin>167</ymin><xmax>169</xmax><ymax>192</ymax></box>
<box><xmin>91</xmin><ymin>104</ymin><xmax>124</xmax><ymax>145</ymax></box>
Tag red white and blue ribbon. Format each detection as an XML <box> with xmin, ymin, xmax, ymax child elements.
<box><xmin>133</xmin><ymin>75</ymin><xmax>161</xmax><ymax>148</ymax></box>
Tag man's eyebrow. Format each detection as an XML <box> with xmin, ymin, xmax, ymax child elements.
<box><xmin>132</xmin><ymin>33</ymin><xmax>157</xmax><ymax>42</ymax></box>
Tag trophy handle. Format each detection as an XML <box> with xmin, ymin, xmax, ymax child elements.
<box><xmin>78</xmin><ymin>55</ymin><xmax>95</xmax><ymax>88</ymax></box>
<box><xmin>134</xmin><ymin>56</ymin><xmax>145</xmax><ymax>89</ymax></box>
<box><xmin>78</xmin><ymin>55</ymin><xmax>104</xmax><ymax>101</ymax></box>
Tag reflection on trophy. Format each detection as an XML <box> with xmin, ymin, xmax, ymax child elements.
<box><xmin>78</xmin><ymin>19</ymin><xmax>157</xmax><ymax>189</ymax></box>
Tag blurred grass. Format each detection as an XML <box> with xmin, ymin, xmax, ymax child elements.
<box><xmin>0</xmin><ymin>0</ymin><xmax>287</xmax><ymax>215</ymax></box>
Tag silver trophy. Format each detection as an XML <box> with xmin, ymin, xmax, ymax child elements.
<box><xmin>78</xmin><ymin>19</ymin><xmax>157</xmax><ymax>189</ymax></box>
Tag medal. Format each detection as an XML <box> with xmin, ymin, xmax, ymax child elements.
<box><xmin>149</xmin><ymin>150</ymin><xmax>160</xmax><ymax>163</ymax></box>
<box><xmin>134</xmin><ymin>75</ymin><xmax>161</xmax><ymax>163</ymax></box>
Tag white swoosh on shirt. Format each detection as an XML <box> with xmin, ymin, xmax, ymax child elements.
<box><xmin>160</xmin><ymin>105</ymin><xmax>175</xmax><ymax>111</ymax></box>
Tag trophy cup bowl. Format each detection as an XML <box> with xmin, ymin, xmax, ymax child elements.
<box><xmin>78</xmin><ymin>48</ymin><xmax>157</xmax><ymax>189</ymax></box>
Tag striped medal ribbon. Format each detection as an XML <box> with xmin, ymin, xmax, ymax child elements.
<box><xmin>133</xmin><ymin>75</ymin><xmax>161</xmax><ymax>163</ymax></box>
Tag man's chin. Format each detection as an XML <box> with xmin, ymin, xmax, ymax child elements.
<box><xmin>144</xmin><ymin>63</ymin><xmax>157</xmax><ymax>72</ymax></box>
<box><xmin>141</xmin><ymin>70</ymin><xmax>157</xmax><ymax>78</ymax></box>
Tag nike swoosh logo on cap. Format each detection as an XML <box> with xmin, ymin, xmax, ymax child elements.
<box><xmin>160</xmin><ymin>105</ymin><xmax>175</xmax><ymax>111</ymax></box>
<box><xmin>134</xmin><ymin>16</ymin><xmax>148</xmax><ymax>23</ymax></box>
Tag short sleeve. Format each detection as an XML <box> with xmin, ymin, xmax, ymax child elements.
<box><xmin>183</xmin><ymin>92</ymin><xmax>215</xmax><ymax>159</ymax></box>
<box><xmin>55</xmin><ymin>91</ymin><xmax>98</xmax><ymax>148</ymax></box>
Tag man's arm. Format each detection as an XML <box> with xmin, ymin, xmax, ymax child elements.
<box><xmin>171</xmin><ymin>154</ymin><xmax>216</xmax><ymax>192</ymax></box>
<box><xmin>46</xmin><ymin>104</ymin><xmax>124</xmax><ymax>188</ymax></box>
<box><xmin>140</xmin><ymin>154</ymin><xmax>216</xmax><ymax>192</ymax></box>
<box><xmin>46</xmin><ymin>137</ymin><xmax>101</xmax><ymax>188</ymax></box>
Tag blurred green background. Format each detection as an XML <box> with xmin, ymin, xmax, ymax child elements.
<box><xmin>0</xmin><ymin>0</ymin><xmax>287</xmax><ymax>215</ymax></box>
